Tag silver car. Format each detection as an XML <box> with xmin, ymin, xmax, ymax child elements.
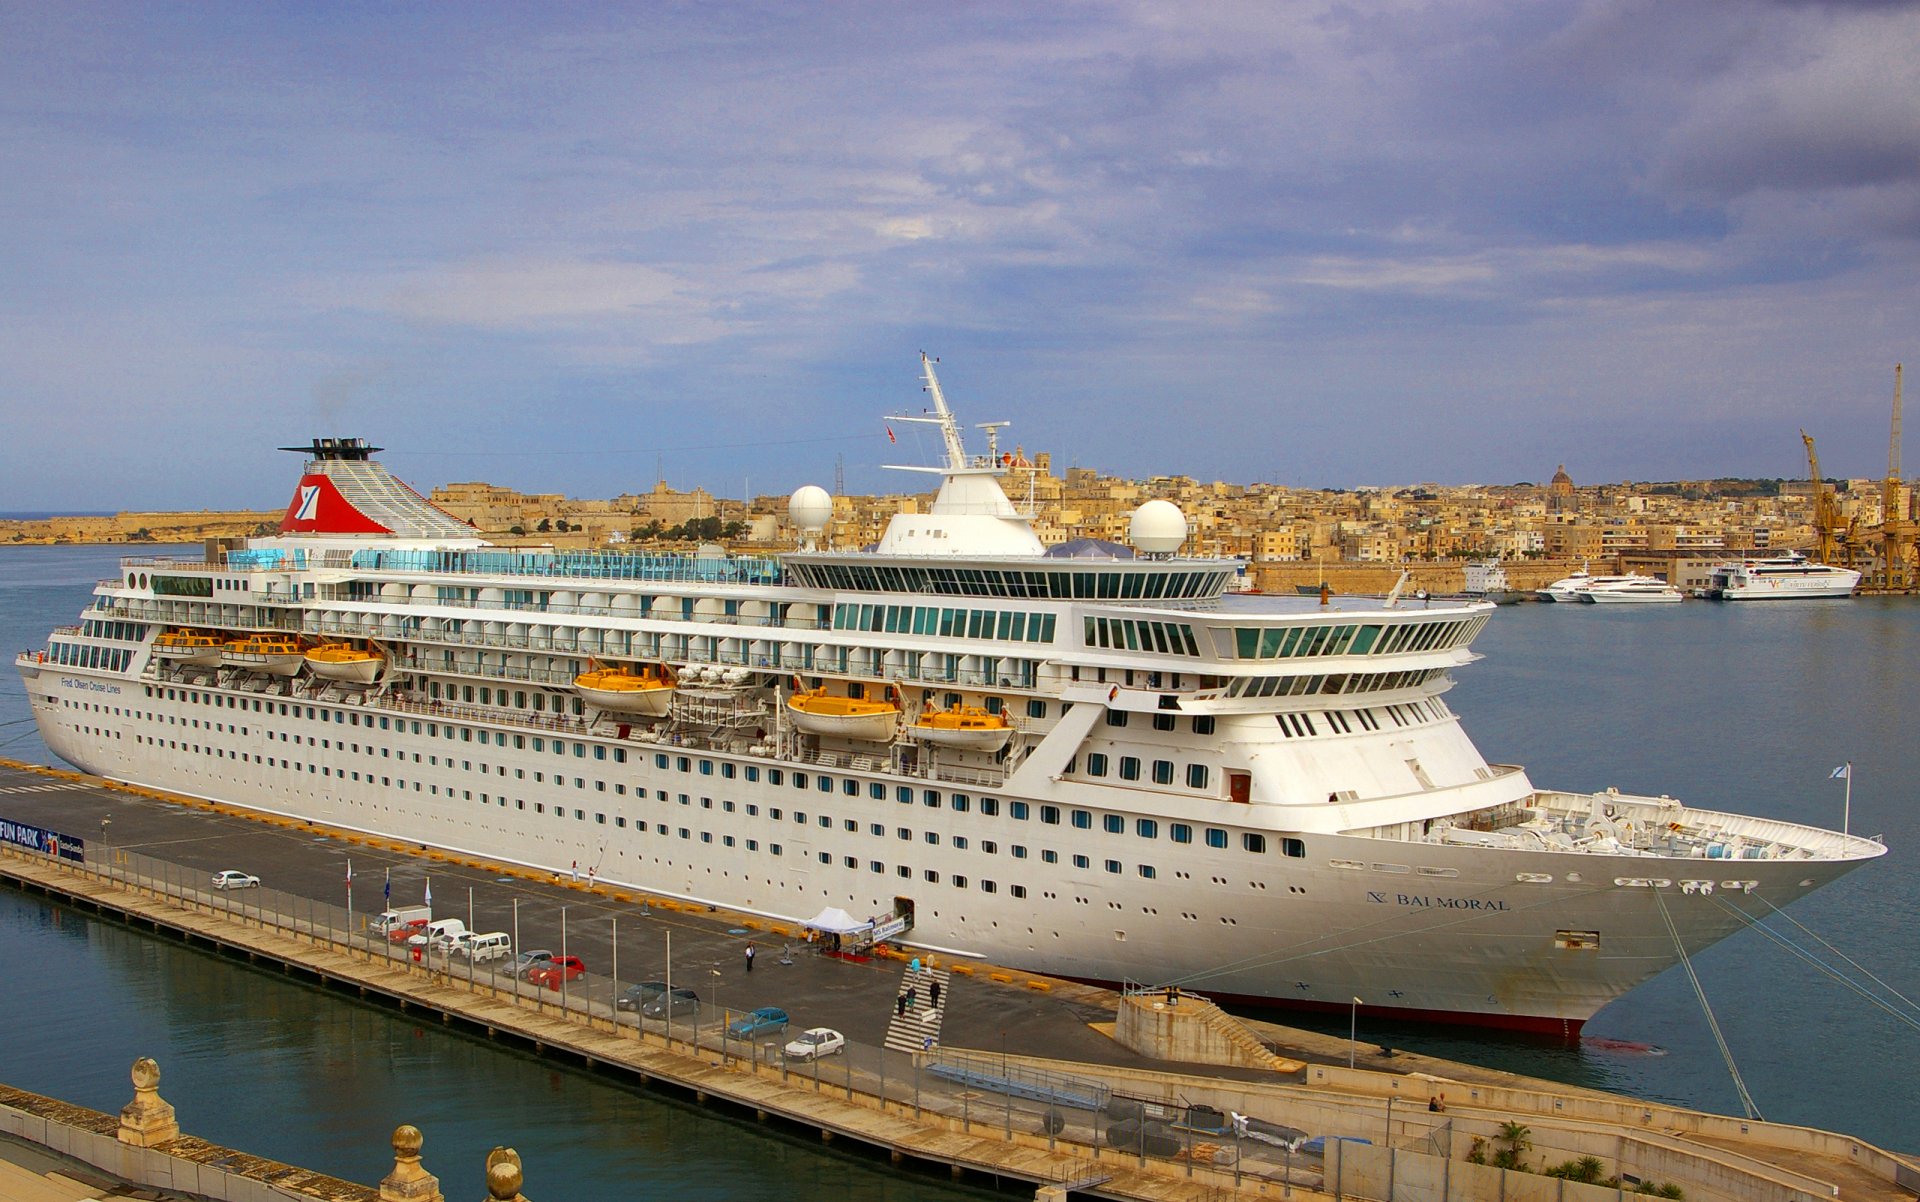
<box><xmin>507</xmin><ymin>950</ymin><xmax>555</xmax><ymax>979</ymax></box>
<box><xmin>211</xmin><ymin>870</ymin><xmax>260</xmax><ymax>890</ymax></box>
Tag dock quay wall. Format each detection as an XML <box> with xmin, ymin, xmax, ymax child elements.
<box><xmin>0</xmin><ymin>1080</ymin><xmax>375</xmax><ymax>1202</ymax></box>
<box><xmin>0</xmin><ymin>841</ymin><xmax>1289</xmax><ymax>1202</ymax></box>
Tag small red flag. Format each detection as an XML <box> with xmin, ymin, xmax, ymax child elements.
<box><xmin>1108</xmin><ymin>685</ymin><xmax>1119</xmax><ymax>702</ymax></box>
<box><xmin>886</xmin><ymin>424</ymin><xmax>896</xmax><ymax>444</ymax></box>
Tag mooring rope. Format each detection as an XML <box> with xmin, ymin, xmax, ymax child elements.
<box><xmin>1655</xmin><ymin>887</ymin><xmax>1763</xmax><ymax>1121</ymax></box>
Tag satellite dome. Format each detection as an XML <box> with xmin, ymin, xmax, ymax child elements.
<box><xmin>1129</xmin><ymin>500</ymin><xmax>1187</xmax><ymax>554</ymax></box>
<box><xmin>788</xmin><ymin>485</ymin><xmax>833</xmax><ymax>534</ymax></box>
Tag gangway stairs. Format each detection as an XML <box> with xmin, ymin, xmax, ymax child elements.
<box><xmin>882</xmin><ymin>964</ymin><xmax>951</xmax><ymax>1054</ymax></box>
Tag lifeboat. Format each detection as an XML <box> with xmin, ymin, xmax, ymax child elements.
<box><xmin>305</xmin><ymin>640</ymin><xmax>386</xmax><ymax>684</ymax></box>
<box><xmin>905</xmin><ymin>705</ymin><xmax>1012</xmax><ymax>752</ymax></box>
<box><xmin>151</xmin><ymin>629</ymin><xmax>226</xmax><ymax>668</ymax></box>
<box><xmin>221</xmin><ymin>633</ymin><xmax>306</xmax><ymax>676</ymax></box>
<box><xmin>786</xmin><ymin>685</ymin><xmax>899</xmax><ymax>741</ymax></box>
<box><xmin>573</xmin><ymin>662</ymin><xmax>674</xmax><ymax>715</ymax></box>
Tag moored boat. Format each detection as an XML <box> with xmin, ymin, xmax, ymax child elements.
<box><xmin>15</xmin><ymin>363</ymin><xmax>1888</xmax><ymax>1034</ymax></box>
<box><xmin>1702</xmin><ymin>552</ymin><xmax>1861</xmax><ymax>600</ymax></box>
<box><xmin>1579</xmin><ymin>576</ymin><xmax>1684</xmax><ymax>604</ymax></box>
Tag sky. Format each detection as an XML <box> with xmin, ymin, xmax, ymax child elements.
<box><xmin>3</xmin><ymin>1</ymin><xmax>1917</xmax><ymax>512</ymax></box>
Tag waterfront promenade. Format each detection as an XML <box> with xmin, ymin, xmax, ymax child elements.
<box><xmin>0</xmin><ymin>758</ymin><xmax>1912</xmax><ymax>1202</ymax></box>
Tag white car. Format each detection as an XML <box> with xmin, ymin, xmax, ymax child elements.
<box><xmin>211</xmin><ymin>870</ymin><xmax>260</xmax><ymax>890</ymax></box>
<box><xmin>783</xmin><ymin>1027</ymin><xmax>845</xmax><ymax>1061</ymax></box>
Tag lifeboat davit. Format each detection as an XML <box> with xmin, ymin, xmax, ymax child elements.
<box><xmin>152</xmin><ymin>629</ymin><xmax>226</xmax><ymax>668</ymax></box>
<box><xmin>222</xmin><ymin>633</ymin><xmax>306</xmax><ymax>676</ymax></box>
<box><xmin>305</xmin><ymin>640</ymin><xmax>386</xmax><ymax>684</ymax></box>
<box><xmin>905</xmin><ymin>705</ymin><xmax>1012</xmax><ymax>752</ymax></box>
<box><xmin>786</xmin><ymin>685</ymin><xmax>899</xmax><ymax>741</ymax></box>
<box><xmin>573</xmin><ymin>663</ymin><xmax>674</xmax><ymax>715</ymax></box>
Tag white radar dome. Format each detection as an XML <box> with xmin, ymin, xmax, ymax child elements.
<box><xmin>1129</xmin><ymin>500</ymin><xmax>1187</xmax><ymax>554</ymax></box>
<box><xmin>789</xmin><ymin>485</ymin><xmax>833</xmax><ymax>534</ymax></box>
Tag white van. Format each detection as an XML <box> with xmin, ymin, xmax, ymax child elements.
<box><xmin>373</xmin><ymin>905</ymin><xmax>431</xmax><ymax>936</ymax></box>
<box><xmin>409</xmin><ymin>917</ymin><xmax>468</xmax><ymax>950</ymax></box>
<box><xmin>461</xmin><ymin>932</ymin><xmax>511</xmax><ymax>962</ymax></box>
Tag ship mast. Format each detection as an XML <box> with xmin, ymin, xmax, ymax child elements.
<box><xmin>908</xmin><ymin>352</ymin><xmax>970</xmax><ymax>471</ymax></box>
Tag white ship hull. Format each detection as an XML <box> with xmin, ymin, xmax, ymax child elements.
<box><xmin>22</xmin><ymin>660</ymin><xmax>1879</xmax><ymax>1033</ymax></box>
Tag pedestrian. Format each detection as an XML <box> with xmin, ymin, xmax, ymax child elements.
<box><xmin>905</xmin><ymin>985</ymin><xmax>916</xmax><ymax>1011</ymax></box>
<box><xmin>745</xmin><ymin>943</ymin><xmax>755</xmax><ymax>973</ymax></box>
<box><xmin>896</xmin><ymin>992</ymin><xmax>908</xmax><ymax>1017</ymax></box>
<box><xmin>930</xmin><ymin>978</ymin><xmax>941</xmax><ymax>1008</ymax></box>
<box><xmin>570</xmin><ymin>860</ymin><xmax>579</xmax><ymax>883</ymax></box>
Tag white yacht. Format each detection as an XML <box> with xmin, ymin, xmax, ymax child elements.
<box><xmin>16</xmin><ymin>357</ymin><xmax>1884</xmax><ymax>1034</ymax></box>
<box><xmin>1578</xmin><ymin>576</ymin><xmax>1684</xmax><ymax>604</ymax></box>
<box><xmin>1703</xmin><ymin>553</ymin><xmax>1861</xmax><ymax>600</ymax></box>
<box><xmin>1537</xmin><ymin>569</ymin><xmax>1636</xmax><ymax>602</ymax></box>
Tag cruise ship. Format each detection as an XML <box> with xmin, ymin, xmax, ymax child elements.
<box><xmin>1702</xmin><ymin>553</ymin><xmax>1862</xmax><ymax>600</ymax></box>
<box><xmin>17</xmin><ymin>358</ymin><xmax>1885</xmax><ymax>1033</ymax></box>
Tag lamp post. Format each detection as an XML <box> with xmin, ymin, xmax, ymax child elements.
<box><xmin>712</xmin><ymin>965</ymin><xmax>725</xmax><ymax>1062</ymax></box>
<box><xmin>1349</xmin><ymin>997</ymin><xmax>1362</xmax><ymax>1069</ymax></box>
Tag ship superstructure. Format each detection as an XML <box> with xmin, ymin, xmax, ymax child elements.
<box><xmin>17</xmin><ymin>360</ymin><xmax>1884</xmax><ymax>1032</ymax></box>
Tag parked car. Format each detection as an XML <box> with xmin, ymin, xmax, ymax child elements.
<box><xmin>407</xmin><ymin>918</ymin><xmax>469</xmax><ymax>950</ymax></box>
<box><xmin>506</xmin><ymin>950</ymin><xmax>555</xmax><ymax>979</ymax></box>
<box><xmin>726</xmin><ymin>1007</ymin><xmax>790</xmax><ymax>1039</ymax></box>
<box><xmin>616</xmin><ymin>980</ymin><xmax>669</xmax><ymax>1012</ymax></box>
<box><xmin>525</xmin><ymin>956</ymin><xmax>585</xmax><ymax>988</ymax></box>
<box><xmin>459</xmin><ymin>932</ymin><xmax>513</xmax><ymax>962</ymax></box>
<box><xmin>640</xmin><ymin>987</ymin><xmax>700</xmax><ymax>1019</ymax></box>
<box><xmin>211</xmin><ymin>870</ymin><xmax>260</xmax><ymax>890</ymax></box>
<box><xmin>386</xmin><ymin>918</ymin><xmax>430</xmax><ymax>944</ymax></box>
<box><xmin>783</xmin><ymin>1027</ymin><xmax>845</xmax><ymax>1061</ymax></box>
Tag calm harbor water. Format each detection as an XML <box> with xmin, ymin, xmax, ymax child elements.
<box><xmin>1</xmin><ymin>544</ymin><xmax>1915</xmax><ymax>1163</ymax></box>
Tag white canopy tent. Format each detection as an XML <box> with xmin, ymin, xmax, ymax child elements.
<box><xmin>802</xmin><ymin>906</ymin><xmax>872</xmax><ymax>934</ymax></box>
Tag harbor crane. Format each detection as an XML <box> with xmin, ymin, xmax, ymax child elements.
<box><xmin>1800</xmin><ymin>429</ymin><xmax>1854</xmax><ymax>566</ymax></box>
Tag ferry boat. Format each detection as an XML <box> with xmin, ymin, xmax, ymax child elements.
<box><xmin>1702</xmin><ymin>553</ymin><xmax>1861</xmax><ymax>600</ymax></box>
<box><xmin>15</xmin><ymin>363</ymin><xmax>1885</xmax><ymax>1033</ymax></box>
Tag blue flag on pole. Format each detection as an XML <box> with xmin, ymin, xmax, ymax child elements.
<box><xmin>1829</xmin><ymin>765</ymin><xmax>1850</xmax><ymax>780</ymax></box>
<box><xmin>384</xmin><ymin>868</ymin><xmax>391</xmax><ymax>903</ymax></box>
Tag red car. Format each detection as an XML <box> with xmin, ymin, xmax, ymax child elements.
<box><xmin>387</xmin><ymin>919</ymin><xmax>429</xmax><ymax>944</ymax></box>
<box><xmin>525</xmin><ymin>956</ymin><xmax>585</xmax><ymax>988</ymax></box>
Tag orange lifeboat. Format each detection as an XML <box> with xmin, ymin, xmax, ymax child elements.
<box><xmin>305</xmin><ymin>640</ymin><xmax>386</xmax><ymax>684</ymax></box>
<box><xmin>905</xmin><ymin>705</ymin><xmax>1012</xmax><ymax>752</ymax></box>
<box><xmin>786</xmin><ymin>684</ymin><xmax>899</xmax><ymax>741</ymax></box>
<box><xmin>573</xmin><ymin>662</ymin><xmax>674</xmax><ymax>716</ymax></box>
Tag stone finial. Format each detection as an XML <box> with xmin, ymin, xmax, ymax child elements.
<box><xmin>485</xmin><ymin>1146</ymin><xmax>526</xmax><ymax>1201</ymax></box>
<box><xmin>378</xmin><ymin>1124</ymin><xmax>443</xmax><ymax>1202</ymax></box>
<box><xmin>117</xmin><ymin>1057</ymin><xmax>179</xmax><ymax>1147</ymax></box>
